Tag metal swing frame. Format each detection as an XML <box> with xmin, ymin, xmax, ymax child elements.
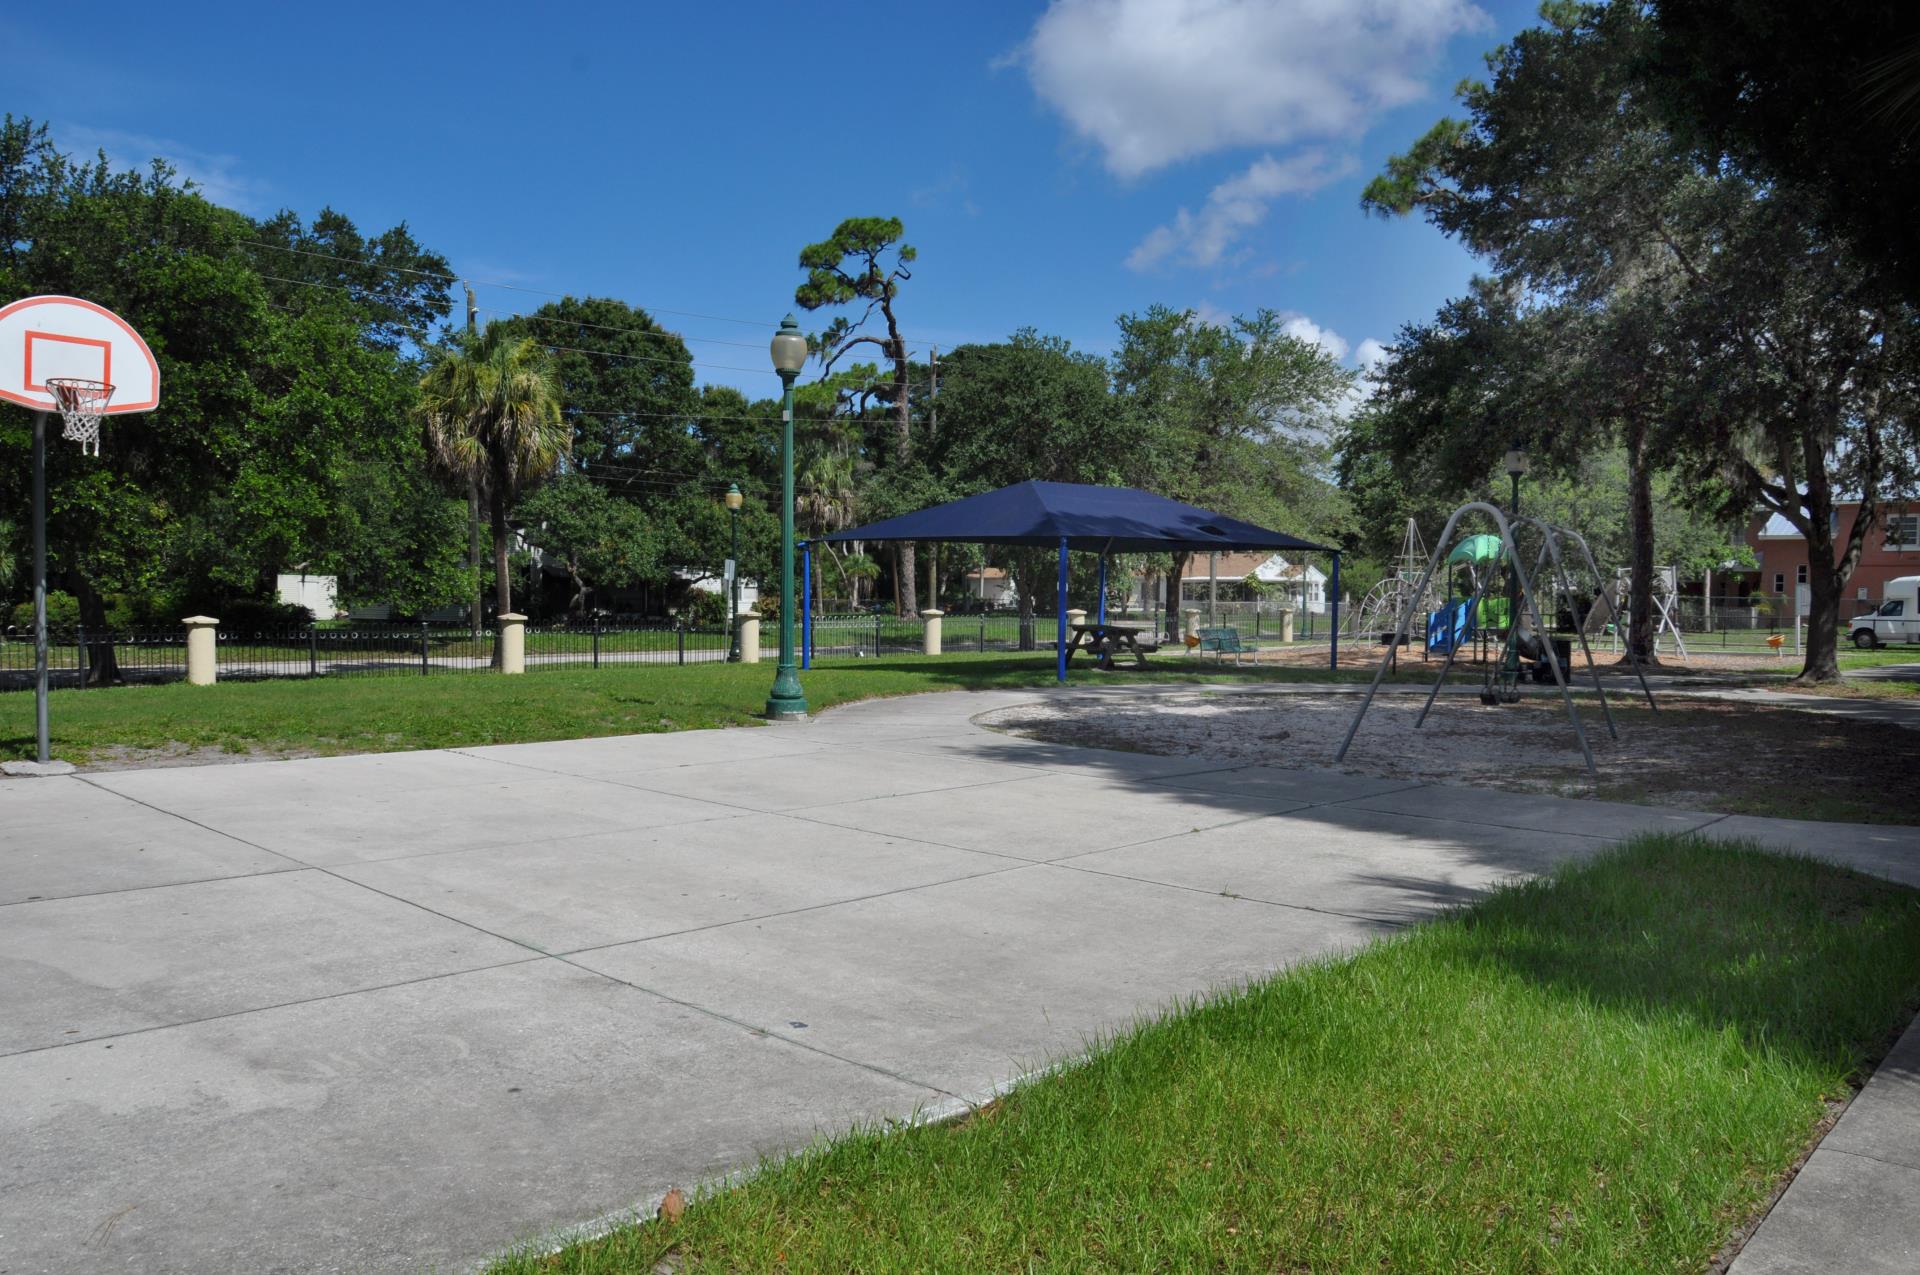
<box><xmin>1334</xmin><ymin>502</ymin><xmax>1658</xmax><ymax>779</ymax></box>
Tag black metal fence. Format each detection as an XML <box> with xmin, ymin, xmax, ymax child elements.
<box><xmin>1</xmin><ymin>609</ymin><xmax>1204</xmax><ymax>692</ymax></box>
<box><xmin>524</xmin><ymin>620</ymin><xmax>731</xmax><ymax>670</ymax></box>
<box><xmin>0</xmin><ymin>627</ymin><xmax>189</xmax><ymax>691</ymax></box>
<box><xmin>215</xmin><ymin>624</ymin><xmax>497</xmax><ymax>679</ymax></box>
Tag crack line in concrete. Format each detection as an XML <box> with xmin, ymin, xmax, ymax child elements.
<box><xmin>0</xmin><ymin>863</ymin><xmax>306</xmax><ymax>909</ymax></box>
<box><xmin>0</xmin><ymin>955</ymin><xmax>548</xmax><ymax>1060</ymax></box>
<box><xmin>1810</xmin><ymin>1144</ymin><xmax>1920</xmax><ymax>1174</ymax></box>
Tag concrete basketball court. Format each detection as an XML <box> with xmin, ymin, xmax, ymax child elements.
<box><xmin>4</xmin><ymin>685</ymin><xmax>1918</xmax><ymax>1273</ymax></box>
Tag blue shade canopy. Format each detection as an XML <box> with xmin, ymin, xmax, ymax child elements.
<box><xmin>820</xmin><ymin>481</ymin><xmax>1331</xmax><ymax>554</ymax></box>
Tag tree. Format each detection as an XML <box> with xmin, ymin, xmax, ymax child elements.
<box><xmin>1647</xmin><ymin>1</ymin><xmax>1920</xmax><ymax>300</ymax></box>
<box><xmin>795</xmin><ymin>216</ymin><xmax>921</xmax><ymax>614</ymax></box>
<box><xmin>934</xmin><ymin>330</ymin><xmax>1128</xmax><ymax>642</ymax></box>
<box><xmin>1111</xmin><ymin>306</ymin><xmax>1352</xmax><ymax>637</ymax></box>
<box><xmin>415</xmin><ymin>325</ymin><xmax>569</xmax><ymax>623</ymax></box>
<box><xmin>0</xmin><ymin>116</ymin><xmax>458</xmax><ymax>681</ymax></box>
<box><xmin>1360</xmin><ymin>3</ymin><xmax>1920</xmax><ymax>680</ymax></box>
<box><xmin>496</xmin><ymin>296</ymin><xmax>699</xmax><ymax>490</ymax></box>
<box><xmin>252</xmin><ymin>206</ymin><xmax>453</xmax><ymax>349</ymax></box>
<box><xmin>516</xmin><ymin>474</ymin><xmax>661</xmax><ymax>615</ymax></box>
<box><xmin>326</xmin><ymin>455</ymin><xmax>472</xmax><ymax>616</ymax></box>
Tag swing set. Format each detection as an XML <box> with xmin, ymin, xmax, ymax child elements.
<box><xmin>1336</xmin><ymin>502</ymin><xmax>1657</xmax><ymax>778</ymax></box>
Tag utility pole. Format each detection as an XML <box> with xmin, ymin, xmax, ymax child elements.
<box><xmin>927</xmin><ymin>346</ymin><xmax>938</xmax><ymax>608</ymax></box>
<box><xmin>464</xmin><ymin>282</ymin><xmax>483</xmax><ymax>637</ymax></box>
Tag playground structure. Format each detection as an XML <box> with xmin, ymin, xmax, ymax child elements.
<box><xmin>1588</xmin><ymin>566</ymin><xmax>1690</xmax><ymax>662</ymax></box>
<box><xmin>1336</xmin><ymin>502</ymin><xmax>1656</xmax><ymax>778</ymax></box>
<box><xmin>1353</xmin><ymin>518</ymin><xmax>1440</xmax><ymax>661</ymax></box>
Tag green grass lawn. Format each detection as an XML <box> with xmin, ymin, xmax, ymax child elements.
<box><xmin>494</xmin><ymin>837</ymin><xmax>1920</xmax><ymax>1274</ymax></box>
<box><xmin>0</xmin><ymin>652</ymin><xmax>1381</xmax><ymax>765</ymax></box>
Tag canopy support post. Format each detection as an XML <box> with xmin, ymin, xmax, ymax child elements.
<box><xmin>1330</xmin><ymin>551</ymin><xmax>1340</xmax><ymax>672</ymax></box>
<box><xmin>1097</xmin><ymin>552</ymin><xmax>1108</xmax><ymax>625</ymax></box>
<box><xmin>1056</xmin><ymin>536</ymin><xmax>1068</xmax><ymax>683</ymax></box>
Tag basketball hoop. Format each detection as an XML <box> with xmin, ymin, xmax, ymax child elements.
<box><xmin>45</xmin><ymin>377</ymin><xmax>114</xmax><ymax>455</ymax></box>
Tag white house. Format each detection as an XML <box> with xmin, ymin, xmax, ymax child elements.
<box><xmin>1164</xmin><ymin>551</ymin><xmax>1330</xmax><ymax>613</ymax></box>
<box><xmin>275</xmin><ymin>571</ymin><xmax>338</xmax><ymax>618</ymax></box>
<box><xmin>961</xmin><ymin>566</ymin><xmax>1017</xmax><ymax>606</ymax></box>
<box><xmin>679</xmin><ymin>567</ymin><xmax>760</xmax><ymax>612</ymax></box>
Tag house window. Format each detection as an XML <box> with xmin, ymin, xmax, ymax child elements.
<box><xmin>1773</xmin><ymin>572</ymin><xmax>1785</xmax><ymax>594</ymax></box>
<box><xmin>1796</xmin><ymin>564</ymin><xmax>1808</xmax><ymax>585</ymax></box>
<box><xmin>1886</xmin><ymin>514</ymin><xmax>1920</xmax><ymax>551</ymax></box>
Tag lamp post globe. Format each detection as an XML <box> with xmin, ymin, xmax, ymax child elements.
<box><xmin>725</xmin><ymin>482</ymin><xmax>744</xmax><ymax>662</ymax></box>
<box><xmin>1504</xmin><ymin>445</ymin><xmax>1529</xmax><ymax>519</ymax></box>
<box><xmin>766</xmin><ymin>316</ymin><xmax>809</xmax><ymax>720</ymax></box>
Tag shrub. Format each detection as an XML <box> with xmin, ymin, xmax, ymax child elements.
<box><xmin>682</xmin><ymin>589</ymin><xmax>730</xmax><ymax>628</ymax></box>
<box><xmin>209</xmin><ymin>598</ymin><xmax>316</xmax><ymax>630</ymax></box>
<box><xmin>8</xmin><ymin>591</ymin><xmax>79</xmax><ymax>631</ymax></box>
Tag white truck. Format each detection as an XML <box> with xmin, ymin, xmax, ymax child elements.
<box><xmin>1849</xmin><ymin>575</ymin><xmax>1920</xmax><ymax>649</ymax></box>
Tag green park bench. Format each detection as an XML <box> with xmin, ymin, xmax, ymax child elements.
<box><xmin>1194</xmin><ymin>625</ymin><xmax>1252</xmax><ymax>664</ymax></box>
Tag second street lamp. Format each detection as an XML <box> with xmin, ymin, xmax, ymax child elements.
<box><xmin>1502</xmin><ymin>443</ymin><xmax>1530</xmax><ymax>682</ymax></box>
<box><xmin>725</xmin><ymin>482</ymin><xmax>744</xmax><ymax>662</ymax></box>
<box><xmin>1504</xmin><ymin>445</ymin><xmax>1529</xmax><ymax>521</ymax></box>
<box><xmin>765</xmin><ymin>315</ymin><xmax>809</xmax><ymax>720</ymax></box>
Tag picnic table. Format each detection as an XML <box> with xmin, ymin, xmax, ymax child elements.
<box><xmin>1065</xmin><ymin>622</ymin><xmax>1161</xmax><ymax>670</ymax></box>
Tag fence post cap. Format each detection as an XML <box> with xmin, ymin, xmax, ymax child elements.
<box><xmin>736</xmin><ymin>610</ymin><xmax>760</xmax><ymax>620</ymax></box>
<box><xmin>181</xmin><ymin>615</ymin><xmax>220</xmax><ymax>627</ymax></box>
<box><xmin>918</xmin><ymin>608</ymin><xmax>944</xmax><ymax>619</ymax></box>
<box><xmin>497</xmin><ymin>612</ymin><xmax>527</xmax><ymax>623</ymax></box>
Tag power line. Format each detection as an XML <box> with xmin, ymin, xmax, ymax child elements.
<box><xmin>259</xmin><ymin>271</ymin><xmax>935</xmax><ymax>388</ymax></box>
<box><xmin>237</xmin><ymin>238</ymin><xmax>961</xmax><ymax>346</ymax></box>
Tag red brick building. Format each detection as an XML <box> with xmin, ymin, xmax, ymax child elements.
<box><xmin>1746</xmin><ymin>502</ymin><xmax>1920</xmax><ymax>615</ymax></box>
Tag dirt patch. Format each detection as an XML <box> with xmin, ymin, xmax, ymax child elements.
<box><xmin>978</xmin><ymin>689</ymin><xmax>1920</xmax><ymax>824</ymax></box>
<box><xmin>74</xmin><ymin>743</ymin><xmax>318</xmax><ymax>772</ymax></box>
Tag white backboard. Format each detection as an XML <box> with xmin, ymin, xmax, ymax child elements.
<box><xmin>0</xmin><ymin>294</ymin><xmax>160</xmax><ymax>414</ymax></box>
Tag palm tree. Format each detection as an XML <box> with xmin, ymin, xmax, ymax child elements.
<box><xmin>416</xmin><ymin>326</ymin><xmax>569</xmax><ymax>627</ymax></box>
<box><xmin>796</xmin><ymin>425</ymin><xmax>860</xmax><ymax>611</ymax></box>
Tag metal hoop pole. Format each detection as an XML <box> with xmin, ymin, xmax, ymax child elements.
<box><xmin>31</xmin><ymin>411</ymin><xmax>50</xmax><ymax>763</ymax></box>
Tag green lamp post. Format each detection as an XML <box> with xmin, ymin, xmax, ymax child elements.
<box><xmin>1503</xmin><ymin>443</ymin><xmax>1529</xmax><ymax>673</ymax></box>
<box><xmin>725</xmin><ymin>482</ymin><xmax>744</xmax><ymax>662</ymax></box>
<box><xmin>766</xmin><ymin>315</ymin><xmax>809</xmax><ymax>720</ymax></box>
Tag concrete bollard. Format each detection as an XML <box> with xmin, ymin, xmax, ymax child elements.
<box><xmin>1066</xmin><ymin>608</ymin><xmax>1087</xmax><ymax>629</ymax></box>
<box><xmin>737</xmin><ymin>613</ymin><xmax>761</xmax><ymax>663</ymax></box>
<box><xmin>183</xmin><ymin>616</ymin><xmax>219</xmax><ymax>686</ymax></box>
<box><xmin>498</xmin><ymin>612</ymin><xmax>526</xmax><ymax>674</ymax></box>
<box><xmin>920</xmin><ymin>608</ymin><xmax>944</xmax><ymax>656</ymax></box>
<box><xmin>1275</xmin><ymin>608</ymin><xmax>1296</xmax><ymax>642</ymax></box>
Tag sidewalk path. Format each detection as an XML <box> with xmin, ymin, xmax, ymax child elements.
<box><xmin>1730</xmin><ymin>1016</ymin><xmax>1920</xmax><ymax>1273</ymax></box>
<box><xmin>2</xmin><ymin>685</ymin><xmax>1915</xmax><ymax>1273</ymax></box>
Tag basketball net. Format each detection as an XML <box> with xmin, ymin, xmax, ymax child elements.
<box><xmin>45</xmin><ymin>377</ymin><xmax>113</xmax><ymax>456</ymax></box>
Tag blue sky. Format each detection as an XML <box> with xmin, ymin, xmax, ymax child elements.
<box><xmin>7</xmin><ymin>0</ymin><xmax>1542</xmax><ymax>400</ymax></box>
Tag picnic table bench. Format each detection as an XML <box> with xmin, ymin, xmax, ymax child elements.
<box><xmin>1065</xmin><ymin>622</ymin><xmax>1161</xmax><ymax>670</ymax></box>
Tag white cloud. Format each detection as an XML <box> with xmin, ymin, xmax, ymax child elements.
<box><xmin>1355</xmin><ymin>336</ymin><xmax>1391</xmax><ymax>370</ymax></box>
<box><xmin>1015</xmin><ymin>0</ymin><xmax>1490</xmax><ymax>180</ymax></box>
<box><xmin>1279</xmin><ymin>310</ymin><xmax>1351</xmax><ymax>361</ymax></box>
<box><xmin>58</xmin><ymin>124</ymin><xmax>273</xmax><ymax>213</ymax></box>
<box><xmin>1127</xmin><ymin>149</ymin><xmax>1354</xmax><ymax>270</ymax></box>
